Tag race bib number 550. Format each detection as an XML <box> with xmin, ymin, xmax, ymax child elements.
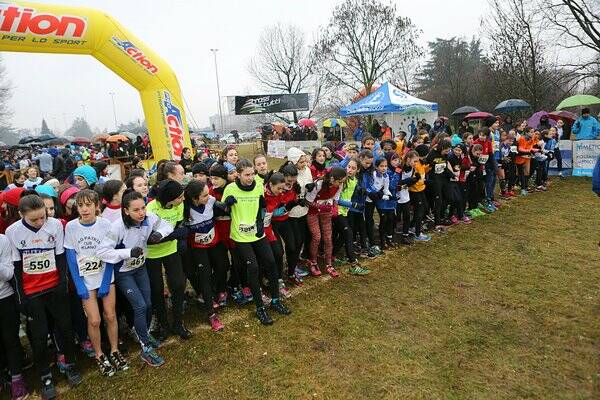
<box><xmin>23</xmin><ymin>250</ymin><xmax>56</xmax><ymax>275</ymax></box>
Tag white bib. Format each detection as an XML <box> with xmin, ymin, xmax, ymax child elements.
<box><xmin>478</xmin><ymin>155</ymin><xmax>489</xmax><ymax>164</ymax></box>
<box><xmin>194</xmin><ymin>228</ymin><xmax>216</xmax><ymax>245</ymax></box>
<box><xmin>77</xmin><ymin>255</ymin><xmax>103</xmax><ymax>277</ymax></box>
<box><xmin>123</xmin><ymin>252</ymin><xmax>146</xmax><ymax>270</ymax></box>
<box><xmin>238</xmin><ymin>223</ymin><xmax>257</xmax><ymax>236</ymax></box>
<box><xmin>23</xmin><ymin>250</ymin><xmax>56</xmax><ymax>275</ymax></box>
<box><xmin>434</xmin><ymin>163</ymin><xmax>446</xmax><ymax>174</ymax></box>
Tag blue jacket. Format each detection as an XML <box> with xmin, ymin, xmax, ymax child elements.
<box><xmin>593</xmin><ymin>155</ymin><xmax>600</xmax><ymax>196</ymax></box>
<box><xmin>572</xmin><ymin>116</ymin><xmax>600</xmax><ymax>140</ymax></box>
<box><xmin>353</xmin><ymin>127</ymin><xmax>364</xmax><ymax>141</ymax></box>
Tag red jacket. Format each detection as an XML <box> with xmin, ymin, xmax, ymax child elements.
<box><xmin>473</xmin><ymin>138</ymin><xmax>493</xmax><ymax>156</ymax></box>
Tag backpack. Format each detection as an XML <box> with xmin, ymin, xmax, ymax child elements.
<box><xmin>593</xmin><ymin>155</ymin><xmax>600</xmax><ymax>196</ymax></box>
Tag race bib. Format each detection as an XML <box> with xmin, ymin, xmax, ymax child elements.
<box><xmin>124</xmin><ymin>252</ymin><xmax>146</xmax><ymax>270</ymax></box>
<box><xmin>478</xmin><ymin>155</ymin><xmax>489</xmax><ymax>164</ymax></box>
<box><xmin>23</xmin><ymin>250</ymin><xmax>56</xmax><ymax>275</ymax></box>
<box><xmin>264</xmin><ymin>213</ymin><xmax>273</xmax><ymax>228</ymax></box>
<box><xmin>77</xmin><ymin>255</ymin><xmax>103</xmax><ymax>277</ymax></box>
<box><xmin>510</xmin><ymin>146</ymin><xmax>518</xmax><ymax>153</ymax></box>
<box><xmin>194</xmin><ymin>228</ymin><xmax>216</xmax><ymax>245</ymax></box>
<box><xmin>238</xmin><ymin>223</ymin><xmax>257</xmax><ymax>236</ymax></box>
<box><xmin>434</xmin><ymin>163</ymin><xmax>446</xmax><ymax>174</ymax></box>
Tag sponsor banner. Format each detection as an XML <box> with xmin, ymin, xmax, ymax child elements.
<box><xmin>111</xmin><ymin>36</ymin><xmax>158</xmax><ymax>74</ymax></box>
<box><xmin>549</xmin><ymin>140</ymin><xmax>573</xmax><ymax>170</ymax></box>
<box><xmin>235</xmin><ymin>93</ymin><xmax>309</xmax><ymax>115</ymax></box>
<box><xmin>158</xmin><ymin>90</ymin><xmax>185</xmax><ymax>161</ymax></box>
<box><xmin>572</xmin><ymin>140</ymin><xmax>600</xmax><ymax>176</ymax></box>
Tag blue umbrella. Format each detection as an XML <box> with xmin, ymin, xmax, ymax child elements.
<box><xmin>495</xmin><ymin>99</ymin><xmax>531</xmax><ymax>113</ymax></box>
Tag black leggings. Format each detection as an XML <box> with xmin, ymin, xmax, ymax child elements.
<box><xmin>517</xmin><ymin>163</ymin><xmax>529</xmax><ymax>189</ymax></box>
<box><xmin>25</xmin><ymin>290</ymin><xmax>76</xmax><ymax>377</ymax></box>
<box><xmin>395</xmin><ymin>202</ymin><xmax>411</xmax><ymax>235</ymax></box>
<box><xmin>332</xmin><ymin>215</ymin><xmax>357</xmax><ymax>262</ymax></box>
<box><xmin>189</xmin><ymin>244</ymin><xmax>230</xmax><ymax>310</ymax></box>
<box><xmin>428</xmin><ymin>178</ymin><xmax>446</xmax><ymax>225</ymax></box>
<box><xmin>364</xmin><ymin>202</ymin><xmax>376</xmax><ymax>244</ymax></box>
<box><xmin>410</xmin><ymin>191</ymin><xmax>426</xmax><ymax>236</ymax></box>
<box><xmin>269</xmin><ymin>239</ymin><xmax>284</xmax><ymax>280</ymax></box>
<box><xmin>348</xmin><ymin>210</ymin><xmax>367</xmax><ymax>248</ymax></box>
<box><xmin>377</xmin><ymin>208</ymin><xmax>395</xmax><ymax>244</ymax></box>
<box><xmin>447</xmin><ymin>182</ymin><xmax>465</xmax><ymax>219</ymax></box>
<box><xmin>235</xmin><ymin>237</ymin><xmax>279</xmax><ymax>308</ymax></box>
<box><xmin>273</xmin><ymin>219</ymin><xmax>301</xmax><ymax>277</ymax></box>
<box><xmin>146</xmin><ymin>252</ymin><xmax>186</xmax><ymax>327</ymax></box>
<box><xmin>0</xmin><ymin>295</ymin><xmax>23</xmax><ymax>376</ymax></box>
<box><xmin>288</xmin><ymin>216</ymin><xmax>308</xmax><ymax>263</ymax></box>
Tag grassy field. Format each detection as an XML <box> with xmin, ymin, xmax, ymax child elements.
<box><xmin>32</xmin><ymin>177</ymin><xmax>600</xmax><ymax>400</ymax></box>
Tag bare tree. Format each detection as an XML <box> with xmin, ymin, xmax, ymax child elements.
<box><xmin>248</xmin><ymin>24</ymin><xmax>321</xmax><ymax>123</ymax></box>
<box><xmin>541</xmin><ymin>0</ymin><xmax>600</xmax><ymax>82</ymax></box>
<box><xmin>484</xmin><ymin>0</ymin><xmax>571</xmax><ymax>110</ymax></box>
<box><xmin>313</xmin><ymin>0</ymin><xmax>422</xmax><ymax>96</ymax></box>
<box><xmin>0</xmin><ymin>55</ymin><xmax>12</xmax><ymax>127</ymax></box>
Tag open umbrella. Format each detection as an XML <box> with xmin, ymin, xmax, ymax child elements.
<box><xmin>495</xmin><ymin>99</ymin><xmax>531</xmax><ymax>113</ymax></box>
<box><xmin>91</xmin><ymin>133</ymin><xmax>109</xmax><ymax>143</ymax></box>
<box><xmin>323</xmin><ymin>118</ymin><xmax>347</xmax><ymax>128</ymax></box>
<box><xmin>556</xmin><ymin>94</ymin><xmax>600</xmax><ymax>110</ymax></box>
<box><xmin>118</xmin><ymin>131</ymin><xmax>138</xmax><ymax>140</ymax></box>
<box><xmin>451</xmin><ymin>106</ymin><xmax>479</xmax><ymax>116</ymax></box>
<box><xmin>298</xmin><ymin>118</ymin><xmax>315</xmax><ymax>128</ymax></box>
<box><xmin>527</xmin><ymin>111</ymin><xmax>556</xmax><ymax>128</ymax></box>
<box><xmin>106</xmin><ymin>134</ymin><xmax>129</xmax><ymax>142</ymax></box>
<box><xmin>71</xmin><ymin>137</ymin><xmax>92</xmax><ymax>145</ymax></box>
<box><xmin>548</xmin><ymin>110</ymin><xmax>577</xmax><ymax>122</ymax></box>
<box><xmin>18</xmin><ymin>136</ymin><xmax>37</xmax><ymax>144</ymax></box>
<box><xmin>464</xmin><ymin>111</ymin><xmax>493</xmax><ymax>120</ymax></box>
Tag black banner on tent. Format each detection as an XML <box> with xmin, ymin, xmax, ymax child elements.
<box><xmin>234</xmin><ymin>93</ymin><xmax>309</xmax><ymax>115</ymax></box>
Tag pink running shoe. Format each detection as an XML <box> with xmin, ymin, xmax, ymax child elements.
<box><xmin>309</xmin><ymin>263</ymin><xmax>322</xmax><ymax>277</ymax></box>
<box><xmin>217</xmin><ymin>292</ymin><xmax>228</xmax><ymax>307</ymax></box>
<box><xmin>241</xmin><ymin>287</ymin><xmax>253</xmax><ymax>301</ymax></box>
<box><xmin>81</xmin><ymin>340</ymin><xmax>95</xmax><ymax>358</ymax></box>
<box><xmin>460</xmin><ymin>216</ymin><xmax>472</xmax><ymax>224</ymax></box>
<box><xmin>279</xmin><ymin>286</ymin><xmax>291</xmax><ymax>298</ymax></box>
<box><xmin>449</xmin><ymin>215</ymin><xmax>459</xmax><ymax>225</ymax></box>
<box><xmin>325</xmin><ymin>265</ymin><xmax>340</xmax><ymax>278</ymax></box>
<box><xmin>209</xmin><ymin>314</ymin><xmax>224</xmax><ymax>332</ymax></box>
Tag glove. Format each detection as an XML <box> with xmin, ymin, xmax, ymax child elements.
<box><xmin>414</xmin><ymin>172</ymin><xmax>421</xmax><ymax>181</ymax></box>
<box><xmin>305</xmin><ymin>182</ymin><xmax>315</xmax><ymax>192</ymax></box>
<box><xmin>273</xmin><ymin>206</ymin><xmax>286</xmax><ymax>217</ymax></box>
<box><xmin>256</xmin><ymin>217</ymin><xmax>265</xmax><ymax>238</ymax></box>
<box><xmin>382</xmin><ymin>195</ymin><xmax>390</xmax><ymax>201</ymax></box>
<box><xmin>367</xmin><ymin>191</ymin><xmax>382</xmax><ymax>201</ymax></box>
<box><xmin>297</xmin><ymin>198</ymin><xmax>308</xmax><ymax>207</ymax></box>
<box><xmin>147</xmin><ymin>231</ymin><xmax>163</xmax><ymax>245</ymax></box>
<box><xmin>76</xmin><ymin>286</ymin><xmax>90</xmax><ymax>300</ymax></box>
<box><xmin>97</xmin><ymin>285</ymin><xmax>110</xmax><ymax>299</ymax></box>
<box><xmin>293</xmin><ymin>182</ymin><xmax>301</xmax><ymax>194</ymax></box>
<box><xmin>224</xmin><ymin>196</ymin><xmax>237</xmax><ymax>207</ymax></box>
<box><xmin>130</xmin><ymin>247</ymin><xmax>144</xmax><ymax>258</ymax></box>
<box><xmin>285</xmin><ymin>199</ymin><xmax>299</xmax><ymax>211</ymax></box>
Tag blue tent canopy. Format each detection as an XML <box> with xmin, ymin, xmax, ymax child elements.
<box><xmin>339</xmin><ymin>82</ymin><xmax>438</xmax><ymax>117</ymax></box>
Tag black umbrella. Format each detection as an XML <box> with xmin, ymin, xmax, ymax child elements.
<box><xmin>451</xmin><ymin>106</ymin><xmax>479</xmax><ymax>116</ymax></box>
<box><xmin>31</xmin><ymin>134</ymin><xmax>57</xmax><ymax>143</ymax></box>
<box><xmin>495</xmin><ymin>99</ymin><xmax>531</xmax><ymax>113</ymax></box>
<box><xmin>18</xmin><ymin>136</ymin><xmax>37</xmax><ymax>144</ymax></box>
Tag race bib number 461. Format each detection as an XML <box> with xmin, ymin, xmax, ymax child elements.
<box><xmin>23</xmin><ymin>250</ymin><xmax>56</xmax><ymax>275</ymax></box>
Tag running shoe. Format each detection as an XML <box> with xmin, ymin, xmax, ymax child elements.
<box><xmin>279</xmin><ymin>285</ymin><xmax>292</xmax><ymax>299</ymax></box>
<box><xmin>212</xmin><ymin>301</ymin><xmax>220</xmax><ymax>310</ymax></box>
<box><xmin>449</xmin><ymin>216</ymin><xmax>459</xmax><ymax>225</ymax></box>
<box><xmin>81</xmin><ymin>340</ymin><xmax>95</xmax><ymax>358</ymax></box>
<box><xmin>333</xmin><ymin>258</ymin><xmax>348</xmax><ymax>267</ymax></box>
<box><xmin>217</xmin><ymin>292</ymin><xmax>228</xmax><ymax>307</ymax></box>
<box><xmin>325</xmin><ymin>265</ymin><xmax>340</xmax><ymax>278</ymax></box>
<box><xmin>171</xmin><ymin>323</ymin><xmax>193</xmax><ymax>340</ymax></box>
<box><xmin>309</xmin><ymin>263</ymin><xmax>322</xmax><ymax>277</ymax></box>
<box><xmin>288</xmin><ymin>273</ymin><xmax>303</xmax><ymax>287</ymax></box>
<box><xmin>230</xmin><ymin>288</ymin><xmax>246</xmax><ymax>305</ymax></box>
<box><xmin>56</xmin><ymin>354</ymin><xmax>67</xmax><ymax>373</ymax></box>
<box><xmin>492</xmin><ymin>200</ymin><xmax>502</xmax><ymax>208</ymax></box>
<box><xmin>109</xmin><ymin>351</ymin><xmax>130</xmax><ymax>371</ymax></box>
<box><xmin>242</xmin><ymin>287</ymin><xmax>254</xmax><ymax>302</ymax></box>
<box><xmin>348</xmin><ymin>262</ymin><xmax>370</xmax><ymax>275</ymax></box>
<box><xmin>40</xmin><ymin>375</ymin><xmax>56</xmax><ymax>400</ymax></box>
<box><xmin>96</xmin><ymin>354</ymin><xmax>115</xmax><ymax>377</ymax></box>
<box><xmin>270</xmin><ymin>300</ymin><xmax>291</xmax><ymax>315</ymax></box>
<box><xmin>414</xmin><ymin>233</ymin><xmax>432</xmax><ymax>242</ymax></box>
<box><xmin>294</xmin><ymin>265</ymin><xmax>310</xmax><ymax>277</ymax></box>
<box><xmin>255</xmin><ymin>306</ymin><xmax>273</xmax><ymax>325</ymax></box>
<box><xmin>10</xmin><ymin>374</ymin><xmax>28</xmax><ymax>400</ymax></box>
<box><xmin>141</xmin><ymin>346</ymin><xmax>165</xmax><ymax>367</ymax></box>
<box><xmin>460</xmin><ymin>216</ymin><xmax>472</xmax><ymax>224</ymax></box>
<box><xmin>485</xmin><ymin>204</ymin><xmax>496</xmax><ymax>213</ymax></box>
<box><xmin>209</xmin><ymin>314</ymin><xmax>224</xmax><ymax>332</ymax></box>
<box><xmin>370</xmin><ymin>245</ymin><xmax>383</xmax><ymax>255</ymax></box>
<box><xmin>146</xmin><ymin>334</ymin><xmax>161</xmax><ymax>350</ymax></box>
<box><xmin>64</xmin><ymin>364</ymin><xmax>82</xmax><ymax>387</ymax></box>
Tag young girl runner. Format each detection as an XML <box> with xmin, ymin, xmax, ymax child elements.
<box><xmin>183</xmin><ymin>180</ymin><xmax>227</xmax><ymax>332</ymax></box>
<box><xmin>65</xmin><ymin>190</ymin><xmax>129</xmax><ymax>377</ymax></box>
<box><xmin>23</xmin><ymin>166</ymin><xmax>42</xmax><ymax>190</ymax></box>
<box><xmin>396</xmin><ymin>151</ymin><xmax>420</xmax><ymax>244</ymax></box>
<box><xmin>4</xmin><ymin>171</ymin><xmax>25</xmax><ymax>191</ymax></box>
<box><xmin>0</xmin><ymin>234</ymin><xmax>29</xmax><ymax>399</ymax></box>
<box><xmin>310</xmin><ymin>148</ymin><xmax>327</xmax><ymax>180</ymax></box>
<box><xmin>368</xmin><ymin>158</ymin><xmax>397</xmax><ymax>249</ymax></box>
<box><xmin>146</xmin><ymin>180</ymin><xmax>191</xmax><ymax>341</ymax></box>
<box><xmin>101</xmin><ymin>180</ymin><xmax>126</xmax><ymax>222</ymax></box>
<box><xmin>516</xmin><ymin>127</ymin><xmax>535</xmax><ymax>196</ymax></box>
<box><xmin>126</xmin><ymin>175</ymin><xmax>150</xmax><ymax>202</ymax></box>
<box><xmin>6</xmin><ymin>195</ymin><xmax>82</xmax><ymax>399</ymax></box>
<box><xmin>73</xmin><ymin>165</ymin><xmax>98</xmax><ymax>190</ymax></box>
<box><xmin>409</xmin><ymin>145</ymin><xmax>431</xmax><ymax>242</ymax></box>
<box><xmin>254</xmin><ymin>154</ymin><xmax>269</xmax><ymax>186</ymax></box>
<box><xmin>98</xmin><ymin>190</ymin><xmax>173</xmax><ymax>367</ymax></box>
<box><xmin>305</xmin><ymin>167</ymin><xmax>347</xmax><ymax>277</ymax></box>
<box><xmin>222</xmin><ymin>159</ymin><xmax>291</xmax><ymax>325</ymax></box>
<box><xmin>335</xmin><ymin>158</ymin><xmax>370</xmax><ymax>274</ymax></box>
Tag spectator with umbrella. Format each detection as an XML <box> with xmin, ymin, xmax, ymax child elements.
<box><xmin>502</xmin><ymin>115</ymin><xmax>514</xmax><ymax>133</ymax></box>
<box><xmin>458</xmin><ymin>119</ymin><xmax>474</xmax><ymax>135</ymax></box>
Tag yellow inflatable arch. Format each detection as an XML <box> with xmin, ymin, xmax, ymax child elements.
<box><xmin>0</xmin><ymin>1</ymin><xmax>191</xmax><ymax>161</ymax></box>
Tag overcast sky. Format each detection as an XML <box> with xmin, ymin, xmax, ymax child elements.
<box><xmin>2</xmin><ymin>0</ymin><xmax>488</xmax><ymax>133</ymax></box>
